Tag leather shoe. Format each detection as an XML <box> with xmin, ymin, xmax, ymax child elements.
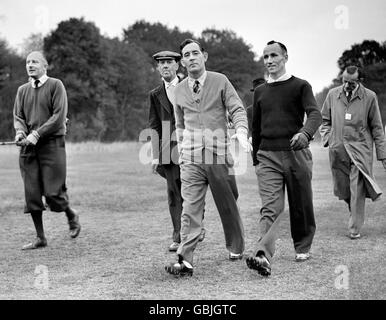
<box><xmin>246</xmin><ymin>254</ymin><xmax>271</xmax><ymax>276</ymax></box>
<box><xmin>295</xmin><ymin>252</ymin><xmax>310</xmax><ymax>262</ymax></box>
<box><xmin>168</xmin><ymin>242</ymin><xmax>180</xmax><ymax>252</ymax></box>
<box><xmin>165</xmin><ymin>262</ymin><xmax>193</xmax><ymax>277</ymax></box>
<box><xmin>22</xmin><ymin>237</ymin><xmax>47</xmax><ymax>250</ymax></box>
<box><xmin>68</xmin><ymin>214</ymin><xmax>81</xmax><ymax>238</ymax></box>
<box><xmin>229</xmin><ymin>252</ymin><xmax>243</xmax><ymax>261</ymax></box>
<box><xmin>349</xmin><ymin>233</ymin><xmax>361</xmax><ymax>240</ymax></box>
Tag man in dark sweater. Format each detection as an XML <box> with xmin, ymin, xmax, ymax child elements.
<box><xmin>13</xmin><ymin>51</ymin><xmax>81</xmax><ymax>250</ymax></box>
<box><xmin>246</xmin><ymin>41</ymin><xmax>322</xmax><ymax>276</ymax></box>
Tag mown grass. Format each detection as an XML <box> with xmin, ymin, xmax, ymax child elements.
<box><xmin>0</xmin><ymin>141</ymin><xmax>386</xmax><ymax>300</ymax></box>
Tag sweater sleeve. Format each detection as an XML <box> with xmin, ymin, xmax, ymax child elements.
<box><xmin>13</xmin><ymin>87</ymin><xmax>28</xmax><ymax>134</ymax></box>
<box><xmin>36</xmin><ymin>80</ymin><xmax>68</xmax><ymax>138</ymax></box>
<box><xmin>223</xmin><ymin>77</ymin><xmax>248</xmax><ymax>133</ymax></box>
<box><xmin>173</xmin><ymin>92</ymin><xmax>185</xmax><ymax>154</ymax></box>
<box><xmin>251</xmin><ymin>90</ymin><xmax>261</xmax><ymax>166</ymax></box>
<box><xmin>299</xmin><ymin>81</ymin><xmax>322</xmax><ymax>140</ymax></box>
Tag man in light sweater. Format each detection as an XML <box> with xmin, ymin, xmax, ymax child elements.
<box><xmin>13</xmin><ymin>51</ymin><xmax>81</xmax><ymax>250</ymax></box>
<box><xmin>149</xmin><ymin>50</ymin><xmax>205</xmax><ymax>252</ymax></box>
<box><xmin>247</xmin><ymin>41</ymin><xmax>322</xmax><ymax>276</ymax></box>
<box><xmin>165</xmin><ymin>39</ymin><xmax>251</xmax><ymax>276</ymax></box>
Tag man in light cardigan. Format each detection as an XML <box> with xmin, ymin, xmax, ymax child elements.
<box><xmin>165</xmin><ymin>39</ymin><xmax>251</xmax><ymax>277</ymax></box>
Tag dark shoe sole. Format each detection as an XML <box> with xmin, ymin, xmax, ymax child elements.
<box><xmin>69</xmin><ymin>215</ymin><xmax>81</xmax><ymax>238</ymax></box>
<box><xmin>70</xmin><ymin>224</ymin><xmax>81</xmax><ymax>238</ymax></box>
<box><xmin>246</xmin><ymin>256</ymin><xmax>271</xmax><ymax>276</ymax></box>
<box><xmin>168</xmin><ymin>245</ymin><xmax>179</xmax><ymax>252</ymax></box>
<box><xmin>165</xmin><ymin>264</ymin><xmax>193</xmax><ymax>277</ymax></box>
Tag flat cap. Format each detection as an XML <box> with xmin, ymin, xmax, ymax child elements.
<box><xmin>152</xmin><ymin>50</ymin><xmax>181</xmax><ymax>61</ymax></box>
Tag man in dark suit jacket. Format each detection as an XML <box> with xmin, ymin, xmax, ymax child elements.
<box><xmin>149</xmin><ymin>50</ymin><xmax>204</xmax><ymax>252</ymax></box>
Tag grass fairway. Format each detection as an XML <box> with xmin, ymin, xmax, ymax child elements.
<box><xmin>1</xmin><ymin>141</ymin><xmax>386</xmax><ymax>300</ymax></box>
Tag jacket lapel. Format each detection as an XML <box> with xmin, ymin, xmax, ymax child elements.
<box><xmin>156</xmin><ymin>84</ymin><xmax>172</xmax><ymax>114</ymax></box>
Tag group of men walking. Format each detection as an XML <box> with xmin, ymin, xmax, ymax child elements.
<box><xmin>148</xmin><ymin>39</ymin><xmax>386</xmax><ymax>277</ymax></box>
<box><xmin>10</xmin><ymin>38</ymin><xmax>386</xmax><ymax>278</ymax></box>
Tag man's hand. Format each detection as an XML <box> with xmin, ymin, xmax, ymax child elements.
<box><xmin>26</xmin><ymin>133</ymin><xmax>38</xmax><ymax>145</ymax></box>
<box><xmin>18</xmin><ymin>131</ymin><xmax>40</xmax><ymax>147</ymax></box>
<box><xmin>382</xmin><ymin>159</ymin><xmax>386</xmax><ymax>171</ymax></box>
<box><xmin>151</xmin><ymin>159</ymin><xmax>159</xmax><ymax>174</ymax></box>
<box><xmin>15</xmin><ymin>131</ymin><xmax>26</xmax><ymax>146</ymax></box>
<box><xmin>290</xmin><ymin>132</ymin><xmax>309</xmax><ymax>151</ymax></box>
<box><xmin>231</xmin><ymin>129</ymin><xmax>252</xmax><ymax>153</ymax></box>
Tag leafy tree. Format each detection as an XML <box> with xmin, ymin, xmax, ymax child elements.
<box><xmin>44</xmin><ymin>18</ymin><xmax>107</xmax><ymax>141</ymax></box>
<box><xmin>198</xmin><ymin>28</ymin><xmax>265</xmax><ymax>105</ymax></box>
<box><xmin>0</xmin><ymin>39</ymin><xmax>26</xmax><ymax>141</ymax></box>
<box><xmin>123</xmin><ymin>21</ymin><xmax>265</xmax><ymax>106</ymax></box>
<box><xmin>20</xmin><ymin>33</ymin><xmax>44</xmax><ymax>58</ymax></box>
<box><xmin>44</xmin><ymin>18</ymin><xmax>160</xmax><ymax>141</ymax></box>
<box><xmin>337</xmin><ymin>40</ymin><xmax>386</xmax><ymax>73</ymax></box>
<box><xmin>99</xmin><ymin>37</ymin><xmax>159</xmax><ymax>141</ymax></box>
<box><xmin>123</xmin><ymin>20</ymin><xmax>193</xmax><ymax>60</ymax></box>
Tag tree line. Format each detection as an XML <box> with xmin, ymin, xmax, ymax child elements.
<box><xmin>0</xmin><ymin>18</ymin><xmax>264</xmax><ymax>142</ymax></box>
<box><xmin>1</xmin><ymin>18</ymin><xmax>385</xmax><ymax>142</ymax></box>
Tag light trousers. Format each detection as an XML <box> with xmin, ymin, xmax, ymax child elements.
<box><xmin>177</xmin><ymin>160</ymin><xmax>245</xmax><ymax>265</ymax></box>
<box><xmin>347</xmin><ymin>164</ymin><xmax>366</xmax><ymax>234</ymax></box>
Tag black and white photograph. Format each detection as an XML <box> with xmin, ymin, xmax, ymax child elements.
<box><xmin>1</xmin><ymin>0</ymin><xmax>386</xmax><ymax>309</ymax></box>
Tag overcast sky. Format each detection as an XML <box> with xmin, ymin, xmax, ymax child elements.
<box><xmin>0</xmin><ymin>0</ymin><xmax>385</xmax><ymax>93</ymax></box>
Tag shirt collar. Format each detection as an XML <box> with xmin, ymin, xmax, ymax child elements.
<box><xmin>30</xmin><ymin>74</ymin><xmax>49</xmax><ymax>88</ymax></box>
<box><xmin>344</xmin><ymin>83</ymin><xmax>359</xmax><ymax>96</ymax></box>
<box><xmin>188</xmin><ymin>71</ymin><xmax>207</xmax><ymax>88</ymax></box>
<box><xmin>338</xmin><ymin>83</ymin><xmax>364</xmax><ymax>100</ymax></box>
<box><xmin>267</xmin><ymin>72</ymin><xmax>292</xmax><ymax>83</ymax></box>
<box><xmin>163</xmin><ymin>76</ymin><xmax>179</xmax><ymax>88</ymax></box>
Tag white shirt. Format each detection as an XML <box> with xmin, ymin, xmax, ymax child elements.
<box><xmin>188</xmin><ymin>71</ymin><xmax>207</xmax><ymax>93</ymax></box>
<box><xmin>163</xmin><ymin>76</ymin><xmax>179</xmax><ymax>104</ymax></box>
<box><xmin>344</xmin><ymin>83</ymin><xmax>359</xmax><ymax>97</ymax></box>
<box><xmin>267</xmin><ymin>72</ymin><xmax>292</xmax><ymax>83</ymax></box>
<box><xmin>30</xmin><ymin>74</ymin><xmax>49</xmax><ymax>88</ymax></box>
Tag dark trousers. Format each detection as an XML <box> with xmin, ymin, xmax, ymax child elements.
<box><xmin>163</xmin><ymin>164</ymin><xmax>183</xmax><ymax>243</ymax></box>
<box><xmin>255</xmin><ymin>148</ymin><xmax>316</xmax><ymax>261</ymax></box>
<box><xmin>19</xmin><ymin>136</ymin><xmax>69</xmax><ymax>214</ymax></box>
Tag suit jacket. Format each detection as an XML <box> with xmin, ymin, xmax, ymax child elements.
<box><xmin>148</xmin><ymin>79</ymin><xmax>180</xmax><ymax>166</ymax></box>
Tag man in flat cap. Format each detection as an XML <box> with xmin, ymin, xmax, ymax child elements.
<box><xmin>149</xmin><ymin>50</ymin><xmax>205</xmax><ymax>252</ymax></box>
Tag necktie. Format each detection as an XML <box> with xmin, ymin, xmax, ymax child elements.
<box><xmin>34</xmin><ymin>79</ymin><xmax>40</xmax><ymax>88</ymax></box>
<box><xmin>193</xmin><ymin>80</ymin><xmax>200</xmax><ymax>94</ymax></box>
<box><xmin>347</xmin><ymin>91</ymin><xmax>352</xmax><ymax>102</ymax></box>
